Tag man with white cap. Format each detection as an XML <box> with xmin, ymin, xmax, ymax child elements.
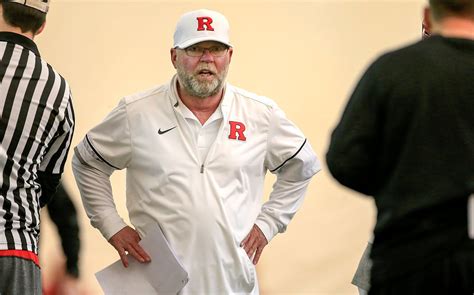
<box><xmin>0</xmin><ymin>0</ymin><xmax>75</xmax><ymax>294</ymax></box>
<box><xmin>73</xmin><ymin>8</ymin><xmax>320</xmax><ymax>294</ymax></box>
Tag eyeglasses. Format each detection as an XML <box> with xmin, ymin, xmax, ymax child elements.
<box><xmin>183</xmin><ymin>45</ymin><xmax>229</xmax><ymax>57</ymax></box>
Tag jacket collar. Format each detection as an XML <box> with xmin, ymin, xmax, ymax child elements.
<box><xmin>0</xmin><ymin>31</ymin><xmax>40</xmax><ymax>56</ymax></box>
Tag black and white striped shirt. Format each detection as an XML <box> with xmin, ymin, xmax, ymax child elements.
<box><xmin>0</xmin><ymin>32</ymin><xmax>74</xmax><ymax>254</ymax></box>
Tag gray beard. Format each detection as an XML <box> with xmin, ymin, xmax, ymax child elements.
<box><xmin>176</xmin><ymin>66</ymin><xmax>227</xmax><ymax>98</ymax></box>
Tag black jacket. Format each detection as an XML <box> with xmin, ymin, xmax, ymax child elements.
<box><xmin>327</xmin><ymin>35</ymin><xmax>474</xmax><ymax>282</ymax></box>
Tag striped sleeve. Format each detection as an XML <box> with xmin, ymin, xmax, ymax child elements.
<box><xmin>39</xmin><ymin>87</ymin><xmax>75</xmax><ymax>174</ymax></box>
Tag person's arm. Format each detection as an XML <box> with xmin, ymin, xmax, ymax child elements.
<box><xmin>259</xmin><ymin>142</ymin><xmax>319</xmax><ymax>239</ymax></box>
<box><xmin>72</xmin><ymin>145</ymin><xmax>124</xmax><ymax>239</ymax></box>
<box><xmin>47</xmin><ymin>183</ymin><xmax>81</xmax><ymax>277</ymax></box>
<box><xmin>72</xmin><ymin>99</ymin><xmax>150</xmax><ymax>267</ymax></box>
<box><xmin>38</xmin><ymin>96</ymin><xmax>75</xmax><ymax>207</ymax></box>
<box><xmin>326</xmin><ymin>61</ymin><xmax>382</xmax><ymax>196</ymax></box>
<box><xmin>243</xmin><ymin>143</ymin><xmax>318</xmax><ymax>264</ymax></box>
<box><xmin>73</xmin><ymin>143</ymin><xmax>151</xmax><ymax>267</ymax></box>
<box><xmin>242</xmin><ymin>106</ymin><xmax>321</xmax><ymax>264</ymax></box>
<box><xmin>38</xmin><ymin>172</ymin><xmax>61</xmax><ymax>207</ymax></box>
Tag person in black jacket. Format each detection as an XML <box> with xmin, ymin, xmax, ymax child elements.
<box><xmin>327</xmin><ymin>0</ymin><xmax>474</xmax><ymax>294</ymax></box>
<box><xmin>350</xmin><ymin>18</ymin><xmax>433</xmax><ymax>295</ymax></box>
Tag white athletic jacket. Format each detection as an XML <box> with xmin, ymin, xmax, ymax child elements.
<box><xmin>72</xmin><ymin>75</ymin><xmax>321</xmax><ymax>294</ymax></box>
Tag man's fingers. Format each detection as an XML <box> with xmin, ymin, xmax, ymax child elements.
<box><xmin>108</xmin><ymin>226</ymin><xmax>151</xmax><ymax>265</ymax></box>
<box><xmin>118</xmin><ymin>244</ymin><xmax>150</xmax><ymax>267</ymax></box>
<box><xmin>135</xmin><ymin>244</ymin><xmax>152</xmax><ymax>262</ymax></box>
<box><xmin>240</xmin><ymin>232</ymin><xmax>251</xmax><ymax>247</ymax></box>
<box><xmin>118</xmin><ymin>249</ymin><xmax>129</xmax><ymax>268</ymax></box>
<box><xmin>243</xmin><ymin>235</ymin><xmax>256</xmax><ymax>257</ymax></box>
<box><xmin>240</xmin><ymin>225</ymin><xmax>268</xmax><ymax>264</ymax></box>
<box><xmin>126</xmin><ymin>246</ymin><xmax>144</xmax><ymax>263</ymax></box>
<box><xmin>253</xmin><ymin>245</ymin><xmax>264</xmax><ymax>265</ymax></box>
<box><xmin>241</xmin><ymin>226</ymin><xmax>265</xmax><ymax>258</ymax></box>
<box><xmin>130</xmin><ymin>243</ymin><xmax>151</xmax><ymax>263</ymax></box>
<box><xmin>245</xmin><ymin>243</ymin><xmax>255</xmax><ymax>258</ymax></box>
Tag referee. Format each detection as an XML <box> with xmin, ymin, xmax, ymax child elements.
<box><xmin>0</xmin><ymin>1</ymin><xmax>75</xmax><ymax>294</ymax></box>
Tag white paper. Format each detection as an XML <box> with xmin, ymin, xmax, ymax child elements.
<box><xmin>468</xmin><ymin>194</ymin><xmax>474</xmax><ymax>239</ymax></box>
<box><xmin>96</xmin><ymin>223</ymin><xmax>189</xmax><ymax>294</ymax></box>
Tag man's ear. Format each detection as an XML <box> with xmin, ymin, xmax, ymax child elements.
<box><xmin>170</xmin><ymin>48</ymin><xmax>178</xmax><ymax>69</ymax></box>
<box><xmin>423</xmin><ymin>6</ymin><xmax>433</xmax><ymax>33</ymax></box>
<box><xmin>228</xmin><ymin>47</ymin><xmax>233</xmax><ymax>64</ymax></box>
<box><xmin>35</xmin><ymin>20</ymin><xmax>46</xmax><ymax>36</ymax></box>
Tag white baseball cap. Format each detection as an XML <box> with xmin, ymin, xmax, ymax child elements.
<box><xmin>2</xmin><ymin>0</ymin><xmax>49</xmax><ymax>13</ymax></box>
<box><xmin>173</xmin><ymin>9</ymin><xmax>232</xmax><ymax>49</ymax></box>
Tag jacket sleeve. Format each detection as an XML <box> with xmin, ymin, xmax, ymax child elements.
<box><xmin>326</xmin><ymin>61</ymin><xmax>382</xmax><ymax>196</ymax></box>
<box><xmin>72</xmin><ymin>99</ymin><xmax>131</xmax><ymax>240</ymax></box>
<box><xmin>72</xmin><ymin>152</ymin><xmax>127</xmax><ymax>240</ymax></box>
<box><xmin>256</xmin><ymin>106</ymin><xmax>321</xmax><ymax>243</ymax></box>
<box><xmin>46</xmin><ymin>183</ymin><xmax>81</xmax><ymax>277</ymax></box>
<box><xmin>38</xmin><ymin>95</ymin><xmax>75</xmax><ymax>207</ymax></box>
<box><xmin>38</xmin><ymin>172</ymin><xmax>61</xmax><ymax>207</ymax></box>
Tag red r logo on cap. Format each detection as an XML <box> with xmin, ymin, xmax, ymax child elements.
<box><xmin>196</xmin><ymin>17</ymin><xmax>215</xmax><ymax>31</ymax></box>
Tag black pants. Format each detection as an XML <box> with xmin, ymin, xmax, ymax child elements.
<box><xmin>369</xmin><ymin>244</ymin><xmax>474</xmax><ymax>295</ymax></box>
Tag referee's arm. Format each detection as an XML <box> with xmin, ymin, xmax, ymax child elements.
<box><xmin>38</xmin><ymin>97</ymin><xmax>75</xmax><ymax>207</ymax></box>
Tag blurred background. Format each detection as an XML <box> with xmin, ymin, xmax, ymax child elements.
<box><xmin>36</xmin><ymin>0</ymin><xmax>426</xmax><ymax>294</ymax></box>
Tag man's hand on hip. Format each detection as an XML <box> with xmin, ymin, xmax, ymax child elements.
<box><xmin>241</xmin><ymin>224</ymin><xmax>268</xmax><ymax>265</ymax></box>
<box><xmin>108</xmin><ymin>226</ymin><xmax>151</xmax><ymax>267</ymax></box>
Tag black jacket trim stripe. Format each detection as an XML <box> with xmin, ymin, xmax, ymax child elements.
<box><xmin>270</xmin><ymin>139</ymin><xmax>307</xmax><ymax>173</ymax></box>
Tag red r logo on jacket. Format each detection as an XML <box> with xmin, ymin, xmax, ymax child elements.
<box><xmin>196</xmin><ymin>17</ymin><xmax>214</xmax><ymax>31</ymax></box>
<box><xmin>228</xmin><ymin>121</ymin><xmax>246</xmax><ymax>141</ymax></box>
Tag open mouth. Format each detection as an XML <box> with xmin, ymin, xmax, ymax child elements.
<box><xmin>197</xmin><ymin>69</ymin><xmax>215</xmax><ymax>76</ymax></box>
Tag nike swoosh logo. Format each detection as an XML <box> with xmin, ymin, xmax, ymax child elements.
<box><xmin>158</xmin><ymin>126</ymin><xmax>177</xmax><ymax>135</ymax></box>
